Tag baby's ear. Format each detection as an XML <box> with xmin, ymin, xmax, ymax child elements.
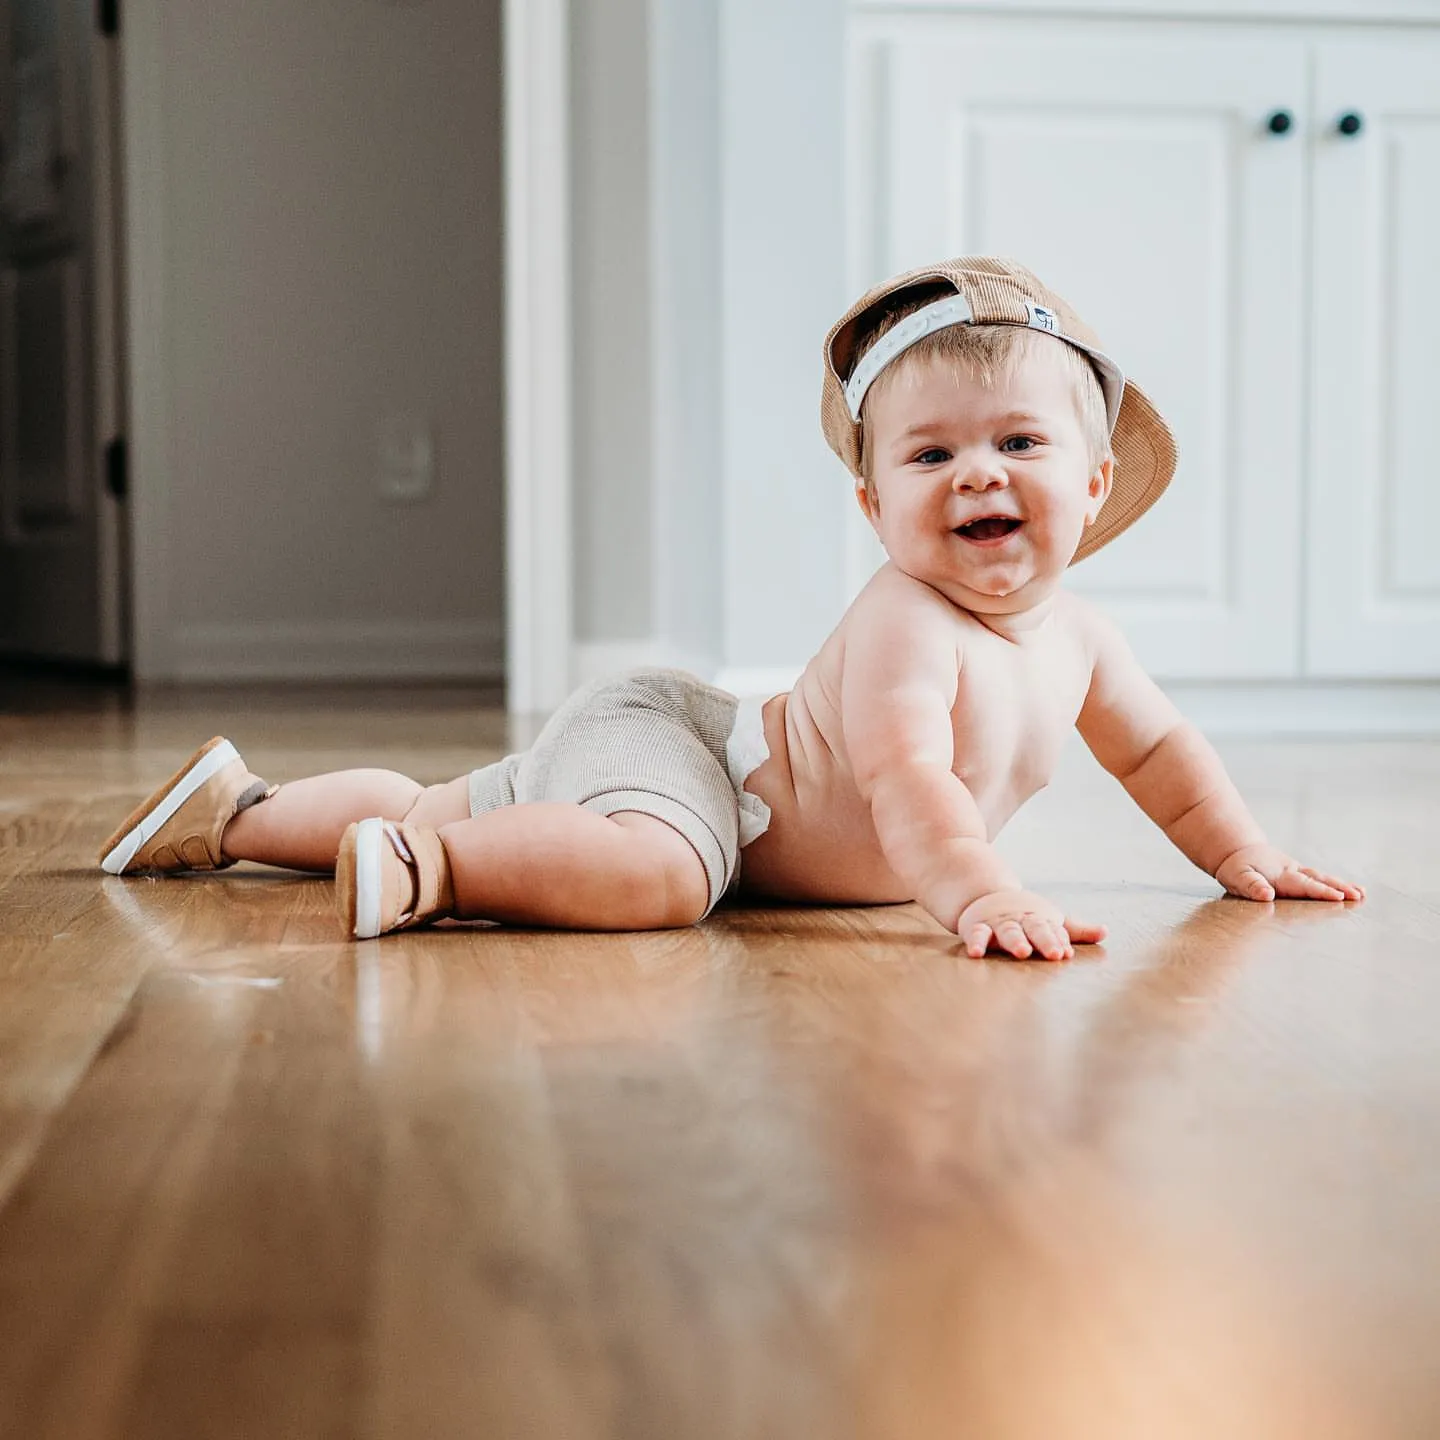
<box><xmin>1084</xmin><ymin>455</ymin><xmax>1114</xmax><ymax>526</ymax></box>
<box><xmin>855</xmin><ymin>480</ymin><xmax>881</xmax><ymax>529</ymax></box>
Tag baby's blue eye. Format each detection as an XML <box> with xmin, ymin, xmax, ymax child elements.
<box><xmin>914</xmin><ymin>447</ymin><xmax>950</xmax><ymax>466</ymax></box>
<box><xmin>1001</xmin><ymin>435</ymin><xmax>1038</xmax><ymax>453</ymax></box>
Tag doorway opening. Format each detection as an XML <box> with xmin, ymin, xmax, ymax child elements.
<box><xmin>0</xmin><ymin>0</ymin><xmax>127</xmax><ymax>670</ymax></box>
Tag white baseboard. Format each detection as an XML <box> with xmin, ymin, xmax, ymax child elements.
<box><xmin>168</xmin><ymin>618</ymin><xmax>504</xmax><ymax>682</ymax></box>
<box><xmin>569</xmin><ymin>645</ymin><xmax>800</xmax><ymax>699</ymax></box>
<box><xmin>1164</xmin><ymin>681</ymin><xmax>1440</xmax><ymax>736</ymax></box>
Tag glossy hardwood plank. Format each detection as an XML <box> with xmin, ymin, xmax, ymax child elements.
<box><xmin>0</xmin><ymin>964</ymin><xmax>267</xmax><ymax>1439</ymax></box>
<box><xmin>0</xmin><ymin>788</ymin><xmax>158</xmax><ymax>1206</ymax></box>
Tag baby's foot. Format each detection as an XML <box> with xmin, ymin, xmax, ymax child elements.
<box><xmin>98</xmin><ymin>737</ymin><xmax>275</xmax><ymax>875</ymax></box>
<box><xmin>335</xmin><ymin>818</ymin><xmax>456</xmax><ymax>939</ymax></box>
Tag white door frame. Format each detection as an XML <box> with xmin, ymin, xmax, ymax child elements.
<box><xmin>502</xmin><ymin>0</ymin><xmax>574</xmax><ymax>715</ymax></box>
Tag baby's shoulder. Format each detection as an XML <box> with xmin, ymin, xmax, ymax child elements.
<box><xmin>1054</xmin><ymin>584</ymin><xmax>1117</xmax><ymax>653</ymax></box>
<box><xmin>1052</xmin><ymin>585</ymin><xmax>1102</xmax><ymax>625</ymax></box>
<box><xmin>849</xmin><ymin>563</ymin><xmax>971</xmax><ymax>634</ymax></box>
<box><xmin>826</xmin><ymin>567</ymin><xmax>966</xmax><ymax>694</ymax></box>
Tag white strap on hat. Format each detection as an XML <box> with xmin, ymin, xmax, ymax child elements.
<box><xmin>843</xmin><ymin>295</ymin><xmax>974</xmax><ymax>420</ymax></box>
<box><xmin>843</xmin><ymin>291</ymin><xmax>1126</xmax><ymax>434</ymax></box>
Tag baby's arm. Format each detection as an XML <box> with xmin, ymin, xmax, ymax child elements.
<box><xmin>1076</xmin><ymin>608</ymin><xmax>1364</xmax><ymax>903</ymax></box>
<box><xmin>841</xmin><ymin>578</ymin><xmax>1104</xmax><ymax>959</ymax></box>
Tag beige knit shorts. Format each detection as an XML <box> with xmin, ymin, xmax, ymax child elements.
<box><xmin>467</xmin><ymin>668</ymin><xmax>771</xmax><ymax>917</ymax></box>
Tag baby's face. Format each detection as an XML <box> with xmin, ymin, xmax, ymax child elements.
<box><xmin>858</xmin><ymin>344</ymin><xmax>1112</xmax><ymax>614</ymax></box>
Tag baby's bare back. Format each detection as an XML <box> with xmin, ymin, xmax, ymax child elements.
<box><xmin>738</xmin><ymin>567</ymin><xmax>1095</xmax><ymax>903</ymax></box>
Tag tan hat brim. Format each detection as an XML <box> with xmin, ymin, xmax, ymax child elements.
<box><xmin>1072</xmin><ymin>376</ymin><xmax>1175</xmax><ymax>564</ymax></box>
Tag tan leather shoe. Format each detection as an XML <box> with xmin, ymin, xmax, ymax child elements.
<box><xmin>335</xmin><ymin>818</ymin><xmax>456</xmax><ymax>939</ymax></box>
<box><xmin>98</xmin><ymin>737</ymin><xmax>274</xmax><ymax>875</ymax></box>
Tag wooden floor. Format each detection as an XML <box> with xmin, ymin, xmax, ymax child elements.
<box><xmin>3</xmin><ymin>672</ymin><xmax>1440</xmax><ymax>1438</ymax></box>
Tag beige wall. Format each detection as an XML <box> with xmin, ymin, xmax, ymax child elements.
<box><xmin>129</xmin><ymin>0</ymin><xmax>504</xmax><ymax>680</ymax></box>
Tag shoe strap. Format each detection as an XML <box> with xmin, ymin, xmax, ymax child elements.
<box><xmin>385</xmin><ymin>822</ymin><xmax>453</xmax><ymax>925</ymax></box>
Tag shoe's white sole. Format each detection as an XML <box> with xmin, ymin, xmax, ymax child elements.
<box><xmin>100</xmin><ymin>739</ymin><xmax>240</xmax><ymax>875</ymax></box>
<box><xmin>351</xmin><ymin>816</ymin><xmax>385</xmax><ymax>939</ymax></box>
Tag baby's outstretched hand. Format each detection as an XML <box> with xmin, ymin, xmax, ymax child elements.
<box><xmin>1214</xmin><ymin>844</ymin><xmax>1365</xmax><ymax>904</ymax></box>
<box><xmin>956</xmin><ymin>889</ymin><xmax>1106</xmax><ymax>962</ymax></box>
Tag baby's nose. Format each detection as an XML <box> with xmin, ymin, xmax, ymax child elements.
<box><xmin>955</xmin><ymin>463</ymin><xmax>1008</xmax><ymax>492</ymax></box>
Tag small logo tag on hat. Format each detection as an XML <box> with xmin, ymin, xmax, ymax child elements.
<box><xmin>1026</xmin><ymin>302</ymin><xmax>1060</xmax><ymax>334</ymax></box>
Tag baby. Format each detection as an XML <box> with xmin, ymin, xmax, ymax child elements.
<box><xmin>99</xmin><ymin>257</ymin><xmax>1364</xmax><ymax>957</ymax></box>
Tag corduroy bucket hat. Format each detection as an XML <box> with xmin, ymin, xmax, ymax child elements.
<box><xmin>820</xmin><ymin>256</ymin><xmax>1177</xmax><ymax>564</ymax></box>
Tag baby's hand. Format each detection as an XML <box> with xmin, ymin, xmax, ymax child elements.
<box><xmin>1214</xmin><ymin>844</ymin><xmax>1365</xmax><ymax>903</ymax></box>
<box><xmin>956</xmin><ymin>889</ymin><xmax>1107</xmax><ymax>962</ymax></box>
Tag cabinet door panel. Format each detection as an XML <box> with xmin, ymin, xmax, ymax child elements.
<box><xmin>1308</xmin><ymin>38</ymin><xmax>1440</xmax><ymax>676</ymax></box>
<box><xmin>856</xmin><ymin>22</ymin><xmax>1307</xmax><ymax>677</ymax></box>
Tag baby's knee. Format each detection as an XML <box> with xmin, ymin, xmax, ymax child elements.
<box><xmin>652</xmin><ymin>847</ymin><xmax>710</xmax><ymax>928</ymax></box>
<box><xmin>610</xmin><ymin>812</ymin><xmax>711</xmax><ymax>928</ymax></box>
<box><xmin>403</xmin><ymin>776</ymin><xmax>474</xmax><ymax>829</ymax></box>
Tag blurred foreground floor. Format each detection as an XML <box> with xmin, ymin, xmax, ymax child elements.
<box><xmin>1</xmin><ymin>672</ymin><xmax>1438</xmax><ymax>1438</ymax></box>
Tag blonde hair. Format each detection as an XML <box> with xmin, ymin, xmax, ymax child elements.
<box><xmin>854</xmin><ymin>298</ymin><xmax>1111</xmax><ymax>501</ymax></box>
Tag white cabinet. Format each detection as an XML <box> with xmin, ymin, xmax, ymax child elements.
<box><xmin>1308</xmin><ymin>39</ymin><xmax>1440</xmax><ymax>676</ymax></box>
<box><xmin>851</xmin><ymin>12</ymin><xmax>1440</xmax><ymax>680</ymax></box>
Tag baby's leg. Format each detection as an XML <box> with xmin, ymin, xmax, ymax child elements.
<box><xmin>432</xmin><ymin>805</ymin><xmax>708</xmax><ymax>930</ymax></box>
<box><xmin>222</xmin><ymin>771</ymin><xmax>471</xmax><ymax>872</ymax></box>
<box><xmin>334</xmin><ymin>669</ymin><xmax>731</xmax><ymax>933</ymax></box>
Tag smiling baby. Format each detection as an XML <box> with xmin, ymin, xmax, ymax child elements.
<box><xmin>99</xmin><ymin>257</ymin><xmax>1364</xmax><ymax>953</ymax></box>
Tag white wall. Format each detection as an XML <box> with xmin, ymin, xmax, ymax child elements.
<box><xmin>571</xmin><ymin>0</ymin><xmax>655</xmax><ymax>649</ymax></box>
<box><xmin>651</xmin><ymin>0</ymin><xmax>725</xmax><ymax>675</ymax></box>
<box><xmin>568</xmin><ymin>0</ymin><xmax>848</xmax><ymax>689</ymax></box>
<box><xmin>570</xmin><ymin>0</ymin><xmax>729</xmax><ymax>679</ymax></box>
<box><xmin>718</xmin><ymin>0</ymin><xmax>848</xmax><ymax>687</ymax></box>
<box><xmin>126</xmin><ymin>0</ymin><xmax>504</xmax><ymax>681</ymax></box>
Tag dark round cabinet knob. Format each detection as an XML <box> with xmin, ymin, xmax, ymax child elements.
<box><xmin>1266</xmin><ymin>109</ymin><xmax>1294</xmax><ymax>135</ymax></box>
<box><xmin>1337</xmin><ymin>111</ymin><xmax>1364</xmax><ymax>137</ymax></box>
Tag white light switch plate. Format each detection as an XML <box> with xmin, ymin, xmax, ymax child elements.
<box><xmin>376</xmin><ymin>411</ymin><xmax>434</xmax><ymax>502</ymax></box>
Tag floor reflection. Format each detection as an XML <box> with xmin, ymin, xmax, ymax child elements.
<box><xmin>823</xmin><ymin>898</ymin><xmax>1361</xmax><ymax>1440</ymax></box>
<box><xmin>92</xmin><ymin>865</ymin><xmax>1372</xmax><ymax>1438</ymax></box>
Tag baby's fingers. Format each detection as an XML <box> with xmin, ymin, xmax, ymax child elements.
<box><xmin>1274</xmin><ymin>867</ymin><xmax>1350</xmax><ymax>902</ymax></box>
<box><xmin>963</xmin><ymin>910</ymin><xmax>1107</xmax><ymax>960</ymax></box>
<box><xmin>1298</xmin><ymin>867</ymin><xmax>1366</xmax><ymax>902</ymax></box>
<box><xmin>1063</xmin><ymin>915</ymin><xmax>1108</xmax><ymax>947</ymax></box>
<box><xmin>964</xmin><ymin>923</ymin><xmax>994</xmax><ymax>959</ymax></box>
<box><xmin>994</xmin><ymin>918</ymin><xmax>1033</xmax><ymax>959</ymax></box>
<box><xmin>1229</xmin><ymin>866</ymin><xmax>1276</xmax><ymax>902</ymax></box>
<box><xmin>1026</xmin><ymin>917</ymin><xmax>1071</xmax><ymax>962</ymax></box>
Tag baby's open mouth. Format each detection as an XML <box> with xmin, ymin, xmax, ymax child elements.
<box><xmin>955</xmin><ymin>516</ymin><xmax>1022</xmax><ymax>543</ymax></box>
